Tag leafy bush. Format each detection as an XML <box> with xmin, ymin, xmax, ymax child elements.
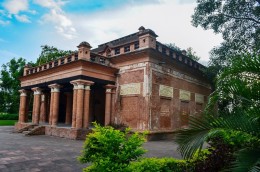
<box><xmin>78</xmin><ymin>122</ymin><xmax>147</xmax><ymax>172</ymax></box>
<box><xmin>0</xmin><ymin>113</ymin><xmax>18</xmax><ymax>120</ymax></box>
<box><xmin>128</xmin><ymin>157</ymin><xmax>191</xmax><ymax>172</ymax></box>
<box><xmin>208</xmin><ymin>130</ymin><xmax>257</xmax><ymax>149</ymax></box>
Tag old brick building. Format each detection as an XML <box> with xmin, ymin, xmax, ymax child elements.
<box><xmin>15</xmin><ymin>27</ymin><xmax>211</xmax><ymax>139</ymax></box>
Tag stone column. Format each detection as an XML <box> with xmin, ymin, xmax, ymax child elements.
<box><xmin>40</xmin><ymin>93</ymin><xmax>47</xmax><ymax>123</ymax></box>
<box><xmin>18</xmin><ymin>89</ymin><xmax>28</xmax><ymax>123</ymax></box>
<box><xmin>49</xmin><ymin>84</ymin><xmax>61</xmax><ymax>126</ymax></box>
<box><xmin>110</xmin><ymin>88</ymin><xmax>116</xmax><ymax>124</ymax></box>
<box><xmin>48</xmin><ymin>89</ymin><xmax>54</xmax><ymax>125</ymax></box>
<box><xmin>104</xmin><ymin>85</ymin><xmax>116</xmax><ymax>126</ymax></box>
<box><xmin>65</xmin><ymin>92</ymin><xmax>73</xmax><ymax>125</ymax></box>
<box><xmin>83</xmin><ymin>81</ymin><xmax>94</xmax><ymax>128</ymax></box>
<box><xmin>76</xmin><ymin>83</ymin><xmax>84</xmax><ymax>129</ymax></box>
<box><xmin>71</xmin><ymin>79</ymin><xmax>94</xmax><ymax>129</ymax></box>
<box><xmin>31</xmin><ymin>87</ymin><xmax>42</xmax><ymax>125</ymax></box>
<box><xmin>70</xmin><ymin>83</ymin><xmax>78</xmax><ymax>128</ymax></box>
<box><xmin>32</xmin><ymin>93</ymin><xmax>36</xmax><ymax>123</ymax></box>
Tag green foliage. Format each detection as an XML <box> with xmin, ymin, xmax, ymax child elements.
<box><xmin>208</xmin><ymin>130</ymin><xmax>258</xmax><ymax>149</ymax></box>
<box><xmin>192</xmin><ymin>0</ymin><xmax>260</xmax><ymax>67</ymax></box>
<box><xmin>186</xmin><ymin>47</ymin><xmax>200</xmax><ymax>61</ymax></box>
<box><xmin>0</xmin><ymin>120</ymin><xmax>17</xmax><ymax>126</ymax></box>
<box><xmin>0</xmin><ymin>58</ymin><xmax>26</xmax><ymax>113</ymax></box>
<box><xmin>0</xmin><ymin>113</ymin><xmax>18</xmax><ymax>120</ymax></box>
<box><xmin>36</xmin><ymin>45</ymin><xmax>73</xmax><ymax>65</ymax></box>
<box><xmin>175</xmin><ymin>54</ymin><xmax>260</xmax><ymax>171</ymax></box>
<box><xmin>78</xmin><ymin>122</ymin><xmax>147</xmax><ymax>172</ymax></box>
<box><xmin>128</xmin><ymin>158</ymin><xmax>190</xmax><ymax>172</ymax></box>
<box><xmin>164</xmin><ymin>43</ymin><xmax>181</xmax><ymax>52</ymax></box>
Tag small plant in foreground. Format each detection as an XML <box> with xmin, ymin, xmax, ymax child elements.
<box><xmin>78</xmin><ymin>122</ymin><xmax>147</xmax><ymax>172</ymax></box>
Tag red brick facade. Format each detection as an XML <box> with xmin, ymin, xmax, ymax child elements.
<box><xmin>15</xmin><ymin>27</ymin><xmax>211</xmax><ymax>139</ymax></box>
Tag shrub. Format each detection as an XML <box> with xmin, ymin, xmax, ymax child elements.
<box><xmin>208</xmin><ymin>130</ymin><xmax>256</xmax><ymax>149</ymax></box>
<box><xmin>78</xmin><ymin>122</ymin><xmax>147</xmax><ymax>172</ymax></box>
<box><xmin>189</xmin><ymin>130</ymin><xmax>256</xmax><ymax>172</ymax></box>
<box><xmin>189</xmin><ymin>130</ymin><xmax>260</xmax><ymax>172</ymax></box>
<box><xmin>128</xmin><ymin>157</ymin><xmax>191</xmax><ymax>172</ymax></box>
<box><xmin>0</xmin><ymin>113</ymin><xmax>18</xmax><ymax>120</ymax></box>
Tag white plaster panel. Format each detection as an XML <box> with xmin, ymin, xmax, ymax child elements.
<box><xmin>120</xmin><ymin>83</ymin><xmax>141</xmax><ymax>95</ymax></box>
<box><xmin>180</xmin><ymin>90</ymin><xmax>191</xmax><ymax>101</ymax></box>
<box><xmin>159</xmin><ymin>85</ymin><xmax>173</xmax><ymax>98</ymax></box>
<box><xmin>195</xmin><ymin>93</ymin><xmax>204</xmax><ymax>103</ymax></box>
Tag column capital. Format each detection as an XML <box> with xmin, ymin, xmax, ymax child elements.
<box><xmin>41</xmin><ymin>94</ymin><xmax>45</xmax><ymax>102</ymax></box>
<box><xmin>104</xmin><ymin>84</ymin><xmax>116</xmax><ymax>89</ymax></box>
<box><xmin>104</xmin><ymin>84</ymin><xmax>116</xmax><ymax>93</ymax></box>
<box><xmin>85</xmin><ymin>85</ymin><xmax>91</xmax><ymax>91</ymax></box>
<box><xmin>19</xmin><ymin>89</ymin><xmax>28</xmax><ymax>96</ymax></box>
<box><xmin>70</xmin><ymin>79</ymin><xmax>94</xmax><ymax>90</ymax></box>
<box><xmin>48</xmin><ymin>83</ymin><xmax>62</xmax><ymax>92</ymax></box>
<box><xmin>31</xmin><ymin>87</ymin><xmax>42</xmax><ymax>95</ymax></box>
<box><xmin>71</xmin><ymin>79</ymin><xmax>94</xmax><ymax>85</ymax></box>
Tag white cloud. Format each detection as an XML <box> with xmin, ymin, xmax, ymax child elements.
<box><xmin>66</xmin><ymin>0</ymin><xmax>222</xmax><ymax>63</ymax></box>
<box><xmin>33</xmin><ymin>0</ymin><xmax>67</xmax><ymax>10</ymax></box>
<box><xmin>3</xmin><ymin>0</ymin><xmax>29</xmax><ymax>14</ymax></box>
<box><xmin>0</xmin><ymin>19</ymin><xmax>10</xmax><ymax>25</ymax></box>
<box><xmin>15</xmin><ymin>14</ymin><xmax>31</xmax><ymax>23</ymax></box>
<box><xmin>34</xmin><ymin>0</ymin><xmax>77</xmax><ymax>39</ymax></box>
<box><xmin>28</xmin><ymin>10</ymin><xmax>37</xmax><ymax>15</ymax></box>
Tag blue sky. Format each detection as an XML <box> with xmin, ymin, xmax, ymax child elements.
<box><xmin>0</xmin><ymin>0</ymin><xmax>222</xmax><ymax>67</ymax></box>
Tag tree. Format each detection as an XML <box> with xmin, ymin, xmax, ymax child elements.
<box><xmin>186</xmin><ymin>47</ymin><xmax>200</xmax><ymax>61</ymax></box>
<box><xmin>0</xmin><ymin>58</ymin><xmax>26</xmax><ymax>113</ymax></box>
<box><xmin>165</xmin><ymin>43</ymin><xmax>181</xmax><ymax>52</ymax></box>
<box><xmin>192</xmin><ymin>0</ymin><xmax>260</xmax><ymax>67</ymax></box>
<box><xmin>36</xmin><ymin>45</ymin><xmax>73</xmax><ymax>65</ymax></box>
<box><xmin>175</xmin><ymin>53</ymin><xmax>260</xmax><ymax>171</ymax></box>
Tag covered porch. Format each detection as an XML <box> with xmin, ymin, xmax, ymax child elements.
<box><xmin>15</xmin><ymin>41</ymin><xmax>119</xmax><ymax>139</ymax></box>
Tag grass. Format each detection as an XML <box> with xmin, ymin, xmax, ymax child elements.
<box><xmin>0</xmin><ymin>120</ymin><xmax>17</xmax><ymax>126</ymax></box>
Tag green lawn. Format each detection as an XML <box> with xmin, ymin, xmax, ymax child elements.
<box><xmin>0</xmin><ymin>120</ymin><xmax>17</xmax><ymax>126</ymax></box>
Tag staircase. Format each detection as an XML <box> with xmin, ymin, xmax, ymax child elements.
<box><xmin>17</xmin><ymin>125</ymin><xmax>45</xmax><ymax>136</ymax></box>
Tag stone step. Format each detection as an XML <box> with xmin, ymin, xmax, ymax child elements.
<box><xmin>28</xmin><ymin>128</ymin><xmax>34</xmax><ymax>131</ymax></box>
<box><xmin>22</xmin><ymin>131</ymin><xmax>30</xmax><ymax>135</ymax></box>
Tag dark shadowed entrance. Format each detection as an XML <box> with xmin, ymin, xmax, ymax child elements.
<box><xmin>90</xmin><ymin>83</ymin><xmax>106</xmax><ymax>126</ymax></box>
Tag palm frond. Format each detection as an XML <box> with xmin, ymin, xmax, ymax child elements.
<box><xmin>229</xmin><ymin>148</ymin><xmax>260</xmax><ymax>172</ymax></box>
<box><xmin>175</xmin><ymin>111</ymin><xmax>259</xmax><ymax>159</ymax></box>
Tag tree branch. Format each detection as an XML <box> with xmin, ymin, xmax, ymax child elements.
<box><xmin>223</xmin><ymin>14</ymin><xmax>260</xmax><ymax>24</ymax></box>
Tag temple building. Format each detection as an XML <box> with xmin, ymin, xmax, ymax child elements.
<box><xmin>15</xmin><ymin>27</ymin><xmax>211</xmax><ymax>140</ymax></box>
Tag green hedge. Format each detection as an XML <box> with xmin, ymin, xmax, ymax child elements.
<box><xmin>128</xmin><ymin>158</ymin><xmax>191</xmax><ymax>172</ymax></box>
<box><xmin>0</xmin><ymin>113</ymin><xmax>19</xmax><ymax>120</ymax></box>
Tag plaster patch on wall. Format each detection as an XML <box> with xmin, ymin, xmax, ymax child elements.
<box><xmin>120</xmin><ymin>83</ymin><xmax>141</xmax><ymax>95</ymax></box>
<box><xmin>180</xmin><ymin>90</ymin><xmax>191</xmax><ymax>101</ymax></box>
<box><xmin>159</xmin><ymin>85</ymin><xmax>173</xmax><ymax>98</ymax></box>
<box><xmin>195</xmin><ymin>93</ymin><xmax>204</xmax><ymax>103</ymax></box>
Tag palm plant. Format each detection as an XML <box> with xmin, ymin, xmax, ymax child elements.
<box><xmin>175</xmin><ymin>53</ymin><xmax>260</xmax><ymax>171</ymax></box>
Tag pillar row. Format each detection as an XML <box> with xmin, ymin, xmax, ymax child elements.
<box><xmin>70</xmin><ymin>79</ymin><xmax>94</xmax><ymax>129</ymax></box>
<box><xmin>18</xmin><ymin>89</ymin><xmax>28</xmax><ymax>123</ymax></box>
